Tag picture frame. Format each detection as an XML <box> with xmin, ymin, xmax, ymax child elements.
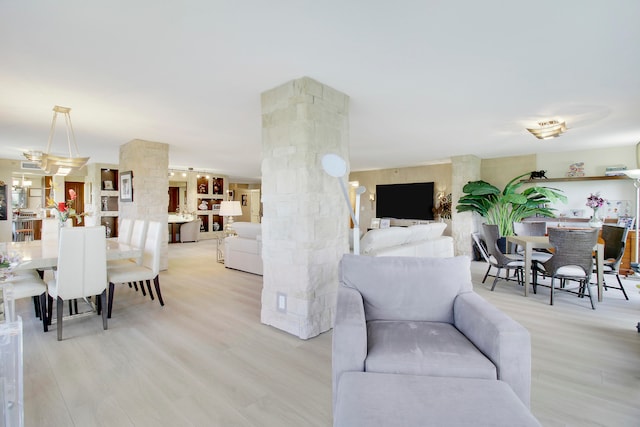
<box><xmin>241</xmin><ymin>194</ymin><xmax>247</xmax><ymax>206</ymax></box>
<box><xmin>617</xmin><ymin>216</ymin><xmax>635</xmax><ymax>230</ymax></box>
<box><xmin>28</xmin><ymin>187</ymin><xmax>42</xmax><ymax>197</ymax></box>
<box><xmin>119</xmin><ymin>171</ymin><xmax>133</xmax><ymax>202</ymax></box>
<box><xmin>103</xmin><ymin>180</ymin><xmax>114</xmax><ymax>191</ymax></box>
<box><xmin>0</xmin><ymin>182</ymin><xmax>7</xmax><ymax>221</ymax></box>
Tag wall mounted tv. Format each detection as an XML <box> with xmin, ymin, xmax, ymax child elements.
<box><xmin>376</xmin><ymin>182</ymin><xmax>435</xmax><ymax>221</ymax></box>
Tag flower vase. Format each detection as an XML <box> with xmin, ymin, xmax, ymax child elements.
<box><xmin>589</xmin><ymin>208</ymin><xmax>603</xmax><ymax>228</ymax></box>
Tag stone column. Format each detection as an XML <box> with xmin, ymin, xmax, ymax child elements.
<box><xmin>119</xmin><ymin>139</ymin><xmax>170</xmax><ymax>270</ymax></box>
<box><xmin>451</xmin><ymin>155</ymin><xmax>481</xmax><ymax>257</ymax></box>
<box><xmin>261</xmin><ymin>77</ymin><xmax>350</xmax><ymax>339</ymax></box>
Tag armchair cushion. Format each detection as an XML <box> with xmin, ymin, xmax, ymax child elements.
<box><xmin>366</xmin><ymin>320</ymin><xmax>497</xmax><ymax>379</ymax></box>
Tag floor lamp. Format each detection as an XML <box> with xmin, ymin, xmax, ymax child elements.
<box><xmin>622</xmin><ymin>168</ymin><xmax>640</xmax><ymax>333</ymax></box>
<box><xmin>321</xmin><ymin>153</ymin><xmax>365</xmax><ymax>255</ymax></box>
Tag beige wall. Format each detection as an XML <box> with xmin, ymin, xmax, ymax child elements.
<box><xmin>350</xmin><ymin>163</ymin><xmax>452</xmax><ymax>235</ymax></box>
<box><xmin>481</xmin><ymin>154</ymin><xmax>536</xmax><ymax>190</ymax></box>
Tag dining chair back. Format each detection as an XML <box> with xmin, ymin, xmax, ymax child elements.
<box><xmin>107</xmin><ymin>220</ymin><xmax>164</xmax><ymax>318</ymax></box>
<box><xmin>481</xmin><ymin>224</ymin><xmax>524</xmax><ymax>290</ymax></box>
<box><xmin>2</xmin><ymin>271</ymin><xmax>48</xmax><ymax>332</ymax></box>
<box><xmin>599</xmin><ymin>224</ymin><xmax>629</xmax><ymax>300</ymax></box>
<box><xmin>47</xmin><ymin>226</ymin><xmax>108</xmax><ymax>340</ymax></box>
<box><xmin>13</xmin><ymin>215</ymin><xmax>36</xmax><ymax>242</ymax></box>
<box><xmin>513</xmin><ymin>222</ymin><xmax>546</xmax><ymax>237</ymax></box>
<box><xmin>129</xmin><ymin>219</ymin><xmax>148</xmax><ymax>264</ymax></box>
<box><xmin>142</xmin><ymin>220</ymin><xmax>162</xmax><ymax>275</ymax></box>
<box><xmin>118</xmin><ymin>218</ymin><xmax>134</xmax><ymax>244</ymax></box>
<box><xmin>41</xmin><ymin>218</ymin><xmax>64</xmax><ymax>241</ymax></box>
<box><xmin>541</xmin><ymin>227</ymin><xmax>599</xmax><ymax>309</ymax></box>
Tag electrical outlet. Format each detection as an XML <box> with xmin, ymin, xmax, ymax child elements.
<box><xmin>277</xmin><ymin>292</ymin><xmax>287</xmax><ymax>313</ymax></box>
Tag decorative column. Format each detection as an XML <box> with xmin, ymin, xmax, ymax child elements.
<box><xmin>451</xmin><ymin>155</ymin><xmax>481</xmax><ymax>257</ymax></box>
<box><xmin>119</xmin><ymin>139</ymin><xmax>170</xmax><ymax>270</ymax></box>
<box><xmin>261</xmin><ymin>77</ymin><xmax>350</xmax><ymax>339</ymax></box>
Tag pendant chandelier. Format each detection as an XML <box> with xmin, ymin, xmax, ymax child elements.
<box><xmin>23</xmin><ymin>105</ymin><xmax>90</xmax><ymax>176</ymax></box>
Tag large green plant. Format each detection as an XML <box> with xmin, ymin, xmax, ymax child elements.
<box><xmin>456</xmin><ymin>173</ymin><xmax>567</xmax><ymax>236</ymax></box>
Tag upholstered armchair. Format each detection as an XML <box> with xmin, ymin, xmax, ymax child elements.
<box><xmin>179</xmin><ymin>219</ymin><xmax>202</xmax><ymax>243</ymax></box>
<box><xmin>333</xmin><ymin>254</ymin><xmax>532</xmax><ymax>407</ymax></box>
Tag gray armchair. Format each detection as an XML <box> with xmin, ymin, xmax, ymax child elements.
<box><xmin>333</xmin><ymin>254</ymin><xmax>532</xmax><ymax>407</ymax></box>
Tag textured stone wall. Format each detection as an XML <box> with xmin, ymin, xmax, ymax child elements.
<box><xmin>451</xmin><ymin>155</ymin><xmax>481</xmax><ymax>257</ymax></box>
<box><xmin>261</xmin><ymin>77</ymin><xmax>350</xmax><ymax>339</ymax></box>
<box><xmin>119</xmin><ymin>139</ymin><xmax>170</xmax><ymax>270</ymax></box>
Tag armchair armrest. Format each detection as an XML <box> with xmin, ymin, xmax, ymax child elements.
<box><xmin>332</xmin><ymin>286</ymin><xmax>368</xmax><ymax>407</ymax></box>
<box><xmin>454</xmin><ymin>292</ymin><xmax>531</xmax><ymax>408</ymax></box>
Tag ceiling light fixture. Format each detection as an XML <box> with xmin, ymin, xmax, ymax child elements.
<box><xmin>23</xmin><ymin>105</ymin><xmax>90</xmax><ymax>176</ymax></box>
<box><xmin>526</xmin><ymin>120</ymin><xmax>567</xmax><ymax>140</ymax></box>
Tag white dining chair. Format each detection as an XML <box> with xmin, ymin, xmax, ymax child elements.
<box><xmin>2</xmin><ymin>270</ymin><xmax>48</xmax><ymax>332</ymax></box>
<box><xmin>46</xmin><ymin>226</ymin><xmax>108</xmax><ymax>340</ymax></box>
<box><xmin>118</xmin><ymin>218</ymin><xmax>134</xmax><ymax>244</ymax></box>
<box><xmin>108</xmin><ymin>219</ymin><xmax>148</xmax><ymax>294</ymax></box>
<box><xmin>107</xmin><ymin>221</ymin><xmax>164</xmax><ymax>318</ymax></box>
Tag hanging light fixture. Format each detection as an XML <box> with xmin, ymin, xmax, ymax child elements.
<box><xmin>526</xmin><ymin>120</ymin><xmax>567</xmax><ymax>140</ymax></box>
<box><xmin>23</xmin><ymin>105</ymin><xmax>90</xmax><ymax>176</ymax></box>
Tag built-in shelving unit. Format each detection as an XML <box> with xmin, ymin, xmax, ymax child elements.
<box><xmin>196</xmin><ymin>176</ymin><xmax>225</xmax><ymax>234</ymax></box>
<box><xmin>522</xmin><ymin>175</ymin><xmax>628</xmax><ymax>183</ymax></box>
<box><xmin>87</xmin><ymin>163</ymin><xmax>119</xmax><ymax>238</ymax></box>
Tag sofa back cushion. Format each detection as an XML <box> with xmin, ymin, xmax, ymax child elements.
<box><xmin>232</xmin><ymin>222</ymin><xmax>261</xmax><ymax>239</ymax></box>
<box><xmin>360</xmin><ymin>227</ymin><xmax>412</xmax><ymax>255</ymax></box>
<box><xmin>339</xmin><ymin>254</ymin><xmax>472</xmax><ymax>323</ymax></box>
<box><xmin>405</xmin><ymin>223</ymin><xmax>447</xmax><ymax>243</ymax></box>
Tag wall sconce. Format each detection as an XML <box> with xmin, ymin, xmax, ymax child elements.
<box><xmin>369</xmin><ymin>193</ymin><xmax>375</xmax><ymax>209</ymax></box>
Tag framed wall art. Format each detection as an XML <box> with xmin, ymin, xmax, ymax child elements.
<box><xmin>119</xmin><ymin>171</ymin><xmax>133</xmax><ymax>202</ymax></box>
<box><xmin>0</xmin><ymin>181</ymin><xmax>7</xmax><ymax>221</ymax></box>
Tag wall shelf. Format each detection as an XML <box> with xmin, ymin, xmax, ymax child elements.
<box><xmin>522</xmin><ymin>175</ymin><xmax>628</xmax><ymax>183</ymax></box>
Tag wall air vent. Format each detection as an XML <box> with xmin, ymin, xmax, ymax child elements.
<box><xmin>21</xmin><ymin>161</ymin><xmax>42</xmax><ymax>170</ymax></box>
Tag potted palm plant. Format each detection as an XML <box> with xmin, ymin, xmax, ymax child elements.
<box><xmin>456</xmin><ymin>172</ymin><xmax>567</xmax><ymax>238</ymax></box>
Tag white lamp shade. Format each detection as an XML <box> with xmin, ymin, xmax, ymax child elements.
<box><xmin>219</xmin><ymin>201</ymin><xmax>242</xmax><ymax>216</ymax></box>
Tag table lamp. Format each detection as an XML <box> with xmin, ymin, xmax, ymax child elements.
<box><xmin>219</xmin><ymin>201</ymin><xmax>242</xmax><ymax>231</ymax></box>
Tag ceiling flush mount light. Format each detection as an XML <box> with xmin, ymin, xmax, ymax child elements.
<box><xmin>23</xmin><ymin>105</ymin><xmax>90</xmax><ymax>176</ymax></box>
<box><xmin>526</xmin><ymin>120</ymin><xmax>567</xmax><ymax>140</ymax></box>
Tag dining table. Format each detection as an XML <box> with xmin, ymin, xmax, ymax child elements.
<box><xmin>3</xmin><ymin>238</ymin><xmax>142</xmax><ymax>271</ymax></box>
<box><xmin>506</xmin><ymin>234</ymin><xmax>605</xmax><ymax>302</ymax></box>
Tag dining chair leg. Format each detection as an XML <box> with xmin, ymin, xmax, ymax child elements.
<box><xmin>107</xmin><ymin>282</ymin><xmax>115</xmax><ymax>319</ymax></box>
<box><xmin>32</xmin><ymin>296</ymin><xmax>41</xmax><ymax>318</ymax></box>
<box><xmin>138</xmin><ymin>281</ymin><xmax>146</xmax><ymax>296</ymax></box>
<box><xmin>101</xmin><ymin>290</ymin><xmax>108</xmax><ymax>329</ymax></box>
<box><xmin>57</xmin><ymin>297</ymin><xmax>64</xmax><ymax>341</ymax></box>
<box><xmin>617</xmin><ymin>275</ymin><xmax>629</xmax><ymax>300</ymax></box>
<box><xmin>47</xmin><ymin>295</ymin><xmax>54</xmax><ymax>326</ymax></box>
<box><xmin>39</xmin><ymin>292</ymin><xmax>48</xmax><ymax>333</ymax></box>
<box><xmin>153</xmin><ymin>276</ymin><xmax>165</xmax><ymax>306</ymax></box>
<box><xmin>146</xmin><ymin>280</ymin><xmax>155</xmax><ymax>300</ymax></box>
<box><xmin>96</xmin><ymin>294</ymin><xmax>102</xmax><ymax>314</ymax></box>
<box><xmin>585</xmin><ymin>279</ymin><xmax>595</xmax><ymax>310</ymax></box>
<box><xmin>490</xmin><ymin>268</ymin><xmax>502</xmax><ymax>291</ymax></box>
<box><xmin>550</xmin><ymin>277</ymin><xmax>555</xmax><ymax>306</ymax></box>
<box><xmin>482</xmin><ymin>265</ymin><xmax>491</xmax><ymax>283</ymax></box>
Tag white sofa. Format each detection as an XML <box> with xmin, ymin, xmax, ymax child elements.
<box><xmin>360</xmin><ymin>223</ymin><xmax>454</xmax><ymax>257</ymax></box>
<box><xmin>224</xmin><ymin>222</ymin><xmax>263</xmax><ymax>275</ymax></box>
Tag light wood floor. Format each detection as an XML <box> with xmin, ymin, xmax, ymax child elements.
<box><xmin>18</xmin><ymin>240</ymin><xmax>640</xmax><ymax>426</ymax></box>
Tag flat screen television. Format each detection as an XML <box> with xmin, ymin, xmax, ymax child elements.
<box><xmin>376</xmin><ymin>182</ymin><xmax>435</xmax><ymax>221</ymax></box>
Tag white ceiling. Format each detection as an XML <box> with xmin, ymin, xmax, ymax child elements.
<box><xmin>1</xmin><ymin>1</ymin><xmax>639</xmax><ymax>183</ymax></box>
